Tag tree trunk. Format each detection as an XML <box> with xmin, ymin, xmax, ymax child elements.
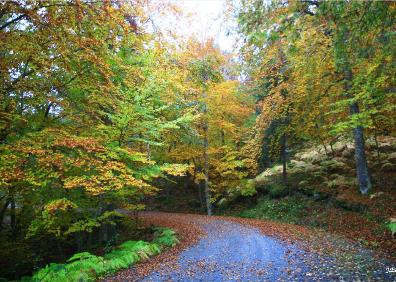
<box><xmin>344</xmin><ymin>69</ymin><xmax>371</xmax><ymax>194</ymax></box>
<box><xmin>202</xmin><ymin>91</ymin><xmax>212</xmax><ymax>216</ymax></box>
<box><xmin>0</xmin><ymin>199</ymin><xmax>10</xmax><ymax>232</ymax></box>
<box><xmin>198</xmin><ymin>182</ymin><xmax>204</xmax><ymax>211</ymax></box>
<box><xmin>147</xmin><ymin>143</ymin><xmax>151</xmax><ymax>161</ymax></box>
<box><xmin>10</xmin><ymin>198</ymin><xmax>16</xmax><ymax>239</ymax></box>
<box><xmin>374</xmin><ymin>129</ymin><xmax>380</xmax><ymax>159</ymax></box>
<box><xmin>221</xmin><ymin>130</ymin><xmax>225</xmax><ymax>146</ymax></box>
<box><xmin>350</xmin><ymin>103</ymin><xmax>372</xmax><ymax>194</ymax></box>
<box><xmin>57</xmin><ymin>241</ymin><xmax>64</xmax><ymax>259</ymax></box>
<box><xmin>281</xmin><ymin>134</ymin><xmax>288</xmax><ymax>186</ymax></box>
<box><xmin>203</xmin><ymin>143</ymin><xmax>212</xmax><ymax>215</ymax></box>
<box><xmin>75</xmin><ymin>233</ymin><xmax>84</xmax><ymax>251</ymax></box>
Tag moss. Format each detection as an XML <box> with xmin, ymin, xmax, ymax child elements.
<box><xmin>320</xmin><ymin>159</ymin><xmax>349</xmax><ymax>173</ymax></box>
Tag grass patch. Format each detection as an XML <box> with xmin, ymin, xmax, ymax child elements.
<box><xmin>23</xmin><ymin>227</ymin><xmax>177</xmax><ymax>282</ymax></box>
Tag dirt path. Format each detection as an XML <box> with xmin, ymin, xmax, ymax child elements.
<box><xmin>106</xmin><ymin>212</ymin><xmax>395</xmax><ymax>281</ymax></box>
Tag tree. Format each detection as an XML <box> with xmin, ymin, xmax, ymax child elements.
<box><xmin>235</xmin><ymin>0</ymin><xmax>395</xmax><ymax>194</ymax></box>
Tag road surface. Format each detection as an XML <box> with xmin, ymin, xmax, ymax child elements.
<box><xmin>106</xmin><ymin>212</ymin><xmax>395</xmax><ymax>281</ymax></box>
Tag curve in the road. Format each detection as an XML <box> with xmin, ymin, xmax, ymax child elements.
<box><xmin>107</xmin><ymin>212</ymin><xmax>396</xmax><ymax>282</ymax></box>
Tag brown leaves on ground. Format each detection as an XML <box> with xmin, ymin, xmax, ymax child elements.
<box><xmin>103</xmin><ymin>211</ymin><xmax>395</xmax><ymax>282</ymax></box>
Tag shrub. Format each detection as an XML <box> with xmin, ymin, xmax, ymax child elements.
<box><xmin>240</xmin><ymin>179</ymin><xmax>257</xmax><ymax>196</ymax></box>
<box><xmin>267</xmin><ymin>183</ymin><xmax>288</xmax><ymax>199</ymax></box>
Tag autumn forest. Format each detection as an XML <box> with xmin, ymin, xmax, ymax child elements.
<box><xmin>0</xmin><ymin>0</ymin><xmax>395</xmax><ymax>281</ymax></box>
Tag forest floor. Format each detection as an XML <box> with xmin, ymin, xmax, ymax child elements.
<box><xmin>105</xmin><ymin>212</ymin><xmax>395</xmax><ymax>282</ymax></box>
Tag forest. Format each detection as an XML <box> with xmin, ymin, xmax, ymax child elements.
<box><xmin>0</xmin><ymin>0</ymin><xmax>395</xmax><ymax>281</ymax></box>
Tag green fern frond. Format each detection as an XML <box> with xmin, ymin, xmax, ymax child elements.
<box><xmin>29</xmin><ymin>228</ymin><xmax>179</xmax><ymax>281</ymax></box>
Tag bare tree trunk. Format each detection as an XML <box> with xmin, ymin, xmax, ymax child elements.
<box><xmin>221</xmin><ymin>130</ymin><xmax>225</xmax><ymax>146</ymax></box>
<box><xmin>320</xmin><ymin>139</ymin><xmax>329</xmax><ymax>156</ymax></box>
<box><xmin>10</xmin><ymin>198</ymin><xmax>16</xmax><ymax>239</ymax></box>
<box><xmin>374</xmin><ymin>129</ymin><xmax>380</xmax><ymax>159</ymax></box>
<box><xmin>198</xmin><ymin>182</ymin><xmax>204</xmax><ymax>211</ymax></box>
<box><xmin>57</xmin><ymin>240</ymin><xmax>64</xmax><ymax>259</ymax></box>
<box><xmin>345</xmin><ymin>69</ymin><xmax>371</xmax><ymax>194</ymax></box>
<box><xmin>281</xmin><ymin>134</ymin><xmax>288</xmax><ymax>186</ymax></box>
<box><xmin>202</xmin><ymin>91</ymin><xmax>212</xmax><ymax>216</ymax></box>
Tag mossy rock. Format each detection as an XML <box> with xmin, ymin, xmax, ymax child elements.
<box><xmin>341</xmin><ymin>148</ymin><xmax>354</xmax><ymax>158</ymax></box>
<box><xmin>298</xmin><ymin>186</ymin><xmax>315</xmax><ymax>196</ymax></box>
<box><xmin>335</xmin><ymin>193</ymin><xmax>367</xmax><ymax>212</ymax></box>
<box><xmin>254</xmin><ymin>166</ymin><xmax>283</xmax><ymax>185</ymax></box>
<box><xmin>298</xmin><ymin>180</ymin><xmax>309</xmax><ymax>187</ymax></box>
<box><xmin>327</xmin><ymin>174</ymin><xmax>356</xmax><ymax>188</ymax></box>
<box><xmin>289</xmin><ymin>162</ymin><xmax>320</xmax><ymax>175</ymax></box>
<box><xmin>313</xmin><ymin>191</ymin><xmax>332</xmax><ymax>201</ymax></box>
<box><xmin>380</xmin><ymin>162</ymin><xmax>395</xmax><ymax>172</ymax></box>
<box><xmin>388</xmin><ymin>152</ymin><xmax>396</xmax><ymax>163</ymax></box>
<box><xmin>320</xmin><ymin>159</ymin><xmax>349</xmax><ymax>174</ymax></box>
<box><xmin>297</xmin><ymin>149</ymin><xmax>327</xmax><ymax>164</ymax></box>
<box><xmin>378</xmin><ymin>139</ymin><xmax>396</xmax><ymax>152</ymax></box>
<box><xmin>311</xmin><ymin>170</ymin><xmax>327</xmax><ymax>181</ymax></box>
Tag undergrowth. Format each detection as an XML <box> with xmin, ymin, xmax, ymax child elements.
<box><xmin>22</xmin><ymin>227</ymin><xmax>177</xmax><ymax>282</ymax></box>
<box><xmin>238</xmin><ymin>195</ymin><xmax>310</xmax><ymax>224</ymax></box>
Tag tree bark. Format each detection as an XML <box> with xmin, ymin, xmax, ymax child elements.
<box><xmin>344</xmin><ymin>69</ymin><xmax>372</xmax><ymax>194</ymax></box>
<box><xmin>0</xmin><ymin>199</ymin><xmax>10</xmax><ymax>232</ymax></box>
<box><xmin>147</xmin><ymin>143</ymin><xmax>151</xmax><ymax>161</ymax></box>
<box><xmin>350</xmin><ymin>102</ymin><xmax>372</xmax><ymax>194</ymax></box>
<box><xmin>202</xmin><ymin>91</ymin><xmax>212</xmax><ymax>216</ymax></box>
<box><xmin>221</xmin><ymin>130</ymin><xmax>225</xmax><ymax>146</ymax></box>
<box><xmin>10</xmin><ymin>198</ymin><xmax>16</xmax><ymax>238</ymax></box>
<box><xmin>281</xmin><ymin>134</ymin><xmax>288</xmax><ymax>186</ymax></box>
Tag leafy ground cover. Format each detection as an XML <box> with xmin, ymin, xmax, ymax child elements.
<box><xmin>21</xmin><ymin>227</ymin><xmax>178</xmax><ymax>282</ymax></box>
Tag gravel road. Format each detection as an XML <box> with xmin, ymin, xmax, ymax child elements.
<box><xmin>107</xmin><ymin>212</ymin><xmax>396</xmax><ymax>282</ymax></box>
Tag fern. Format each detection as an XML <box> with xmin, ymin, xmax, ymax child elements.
<box><xmin>387</xmin><ymin>222</ymin><xmax>396</xmax><ymax>237</ymax></box>
<box><xmin>153</xmin><ymin>227</ymin><xmax>180</xmax><ymax>247</ymax></box>
<box><xmin>67</xmin><ymin>252</ymin><xmax>98</xmax><ymax>263</ymax></box>
<box><xmin>28</xmin><ymin>228</ymin><xmax>178</xmax><ymax>281</ymax></box>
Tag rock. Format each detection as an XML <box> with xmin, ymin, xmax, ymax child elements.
<box><xmin>377</xmin><ymin>136</ymin><xmax>396</xmax><ymax>152</ymax></box>
<box><xmin>298</xmin><ymin>180</ymin><xmax>309</xmax><ymax>187</ymax></box>
<box><xmin>320</xmin><ymin>159</ymin><xmax>349</xmax><ymax>174</ymax></box>
<box><xmin>327</xmin><ymin>174</ymin><xmax>356</xmax><ymax>187</ymax></box>
<box><xmin>341</xmin><ymin>147</ymin><xmax>354</xmax><ymax>158</ymax></box>
<box><xmin>369</xmin><ymin>192</ymin><xmax>384</xmax><ymax>200</ymax></box>
<box><xmin>313</xmin><ymin>191</ymin><xmax>331</xmax><ymax>201</ymax></box>
<box><xmin>298</xmin><ymin>149</ymin><xmax>328</xmax><ymax>164</ymax></box>
<box><xmin>380</xmin><ymin>162</ymin><xmax>395</xmax><ymax>172</ymax></box>
<box><xmin>388</xmin><ymin>152</ymin><xmax>396</xmax><ymax>163</ymax></box>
